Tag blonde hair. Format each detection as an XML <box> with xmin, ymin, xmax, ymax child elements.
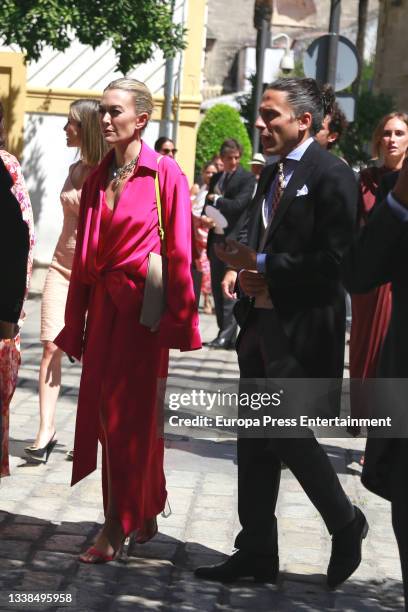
<box><xmin>69</xmin><ymin>99</ymin><xmax>108</xmax><ymax>166</ymax></box>
<box><xmin>103</xmin><ymin>78</ymin><xmax>154</xmax><ymax>128</ymax></box>
<box><xmin>371</xmin><ymin>112</ymin><xmax>408</xmax><ymax>159</ymax></box>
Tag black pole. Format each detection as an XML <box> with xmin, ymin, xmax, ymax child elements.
<box><xmin>252</xmin><ymin>18</ymin><xmax>269</xmax><ymax>153</ymax></box>
<box><xmin>326</xmin><ymin>0</ymin><xmax>341</xmax><ymax>87</ymax></box>
<box><xmin>162</xmin><ymin>57</ymin><xmax>175</xmax><ymax>139</ymax></box>
<box><xmin>162</xmin><ymin>0</ymin><xmax>176</xmax><ymax>139</ymax></box>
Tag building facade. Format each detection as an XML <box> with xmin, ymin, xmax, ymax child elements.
<box><xmin>373</xmin><ymin>0</ymin><xmax>408</xmax><ymax>111</ymax></box>
<box><xmin>204</xmin><ymin>0</ymin><xmax>379</xmax><ymax>96</ymax></box>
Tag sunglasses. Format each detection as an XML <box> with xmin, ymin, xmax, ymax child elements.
<box><xmin>161</xmin><ymin>148</ymin><xmax>177</xmax><ymax>155</ymax></box>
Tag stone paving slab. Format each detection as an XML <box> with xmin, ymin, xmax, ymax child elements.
<box><xmin>0</xmin><ymin>298</ymin><xmax>404</xmax><ymax>611</ymax></box>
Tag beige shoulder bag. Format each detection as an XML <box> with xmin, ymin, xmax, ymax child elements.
<box><xmin>140</xmin><ymin>158</ymin><xmax>166</xmax><ymax>331</ymax></box>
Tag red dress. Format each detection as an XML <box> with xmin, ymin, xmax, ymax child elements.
<box><xmin>350</xmin><ymin>166</ymin><xmax>392</xmax><ymax>415</ymax></box>
<box><xmin>55</xmin><ymin>143</ymin><xmax>201</xmax><ymax>536</ymax></box>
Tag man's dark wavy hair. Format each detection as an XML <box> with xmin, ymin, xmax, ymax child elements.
<box><xmin>220</xmin><ymin>138</ymin><xmax>243</xmax><ymax>157</ymax></box>
<box><xmin>266</xmin><ymin>77</ymin><xmax>333</xmax><ymax>135</ymax></box>
<box><xmin>321</xmin><ymin>84</ymin><xmax>348</xmax><ymax>149</ymax></box>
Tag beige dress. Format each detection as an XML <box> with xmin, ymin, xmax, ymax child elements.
<box><xmin>40</xmin><ymin>161</ymin><xmax>85</xmax><ymax>342</ymax></box>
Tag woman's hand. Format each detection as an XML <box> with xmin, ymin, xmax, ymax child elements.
<box><xmin>200</xmin><ymin>215</ymin><xmax>216</xmax><ymax>229</ymax></box>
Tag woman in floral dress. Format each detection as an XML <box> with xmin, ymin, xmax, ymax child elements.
<box><xmin>0</xmin><ymin>101</ymin><xmax>35</xmax><ymax>477</ymax></box>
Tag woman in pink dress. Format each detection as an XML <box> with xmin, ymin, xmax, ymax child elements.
<box><xmin>0</xmin><ymin>101</ymin><xmax>35</xmax><ymax>477</ymax></box>
<box><xmin>25</xmin><ymin>100</ymin><xmax>107</xmax><ymax>462</ymax></box>
<box><xmin>55</xmin><ymin>78</ymin><xmax>201</xmax><ymax>562</ymax></box>
<box><xmin>350</xmin><ymin>112</ymin><xmax>408</xmax><ymax>442</ymax></box>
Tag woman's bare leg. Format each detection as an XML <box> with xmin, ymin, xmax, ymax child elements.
<box><xmin>33</xmin><ymin>341</ymin><xmax>62</xmax><ymax>448</ymax></box>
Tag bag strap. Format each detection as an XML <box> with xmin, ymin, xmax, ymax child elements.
<box><xmin>155</xmin><ymin>155</ymin><xmax>165</xmax><ymax>244</ymax></box>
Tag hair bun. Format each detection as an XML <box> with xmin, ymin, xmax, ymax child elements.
<box><xmin>320</xmin><ymin>84</ymin><xmax>336</xmax><ymax>117</ymax></box>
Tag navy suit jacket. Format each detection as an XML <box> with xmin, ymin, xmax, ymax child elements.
<box><xmin>238</xmin><ymin>141</ymin><xmax>358</xmax><ymax>380</ymax></box>
<box><xmin>0</xmin><ymin>156</ymin><xmax>30</xmax><ymax>323</ymax></box>
<box><xmin>342</xmin><ymin>171</ymin><xmax>408</xmax><ymax>500</ymax></box>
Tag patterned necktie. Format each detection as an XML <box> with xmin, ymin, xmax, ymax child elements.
<box><xmin>270</xmin><ymin>161</ymin><xmax>285</xmax><ymax>219</ymax></box>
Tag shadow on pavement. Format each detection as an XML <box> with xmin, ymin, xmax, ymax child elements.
<box><xmin>8</xmin><ymin>438</ymin><xmax>70</xmax><ymax>467</ymax></box>
<box><xmin>0</xmin><ymin>509</ymin><xmax>404</xmax><ymax>611</ymax></box>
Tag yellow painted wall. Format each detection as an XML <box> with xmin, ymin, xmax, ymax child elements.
<box><xmin>0</xmin><ymin>53</ymin><xmax>27</xmax><ymax>157</ymax></box>
<box><xmin>175</xmin><ymin>0</ymin><xmax>207</xmax><ymax>184</ymax></box>
<box><xmin>25</xmin><ymin>86</ymin><xmax>165</xmax><ymax>122</ymax></box>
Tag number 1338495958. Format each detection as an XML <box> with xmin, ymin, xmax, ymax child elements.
<box><xmin>5</xmin><ymin>592</ymin><xmax>75</xmax><ymax>607</ymax></box>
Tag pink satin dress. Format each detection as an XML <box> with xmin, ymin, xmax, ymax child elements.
<box><xmin>55</xmin><ymin>143</ymin><xmax>201</xmax><ymax>535</ymax></box>
<box><xmin>41</xmin><ymin>161</ymin><xmax>86</xmax><ymax>342</ymax></box>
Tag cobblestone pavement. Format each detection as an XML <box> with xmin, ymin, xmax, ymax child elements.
<box><xmin>0</xmin><ymin>298</ymin><xmax>405</xmax><ymax>611</ymax></box>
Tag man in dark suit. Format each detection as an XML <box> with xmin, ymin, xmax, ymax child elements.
<box><xmin>0</xmin><ymin>156</ymin><xmax>29</xmax><ymax>339</ymax></box>
<box><xmin>342</xmin><ymin>162</ymin><xmax>408</xmax><ymax>607</ymax></box>
<box><xmin>0</xmin><ymin>155</ymin><xmax>31</xmax><ymax>472</ymax></box>
<box><xmin>204</xmin><ymin>139</ymin><xmax>255</xmax><ymax>349</ymax></box>
<box><xmin>195</xmin><ymin>78</ymin><xmax>367</xmax><ymax>588</ymax></box>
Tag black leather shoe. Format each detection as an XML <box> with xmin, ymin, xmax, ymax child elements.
<box><xmin>194</xmin><ymin>550</ymin><xmax>279</xmax><ymax>583</ymax></box>
<box><xmin>204</xmin><ymin>336</ymin><xmax>235</xmax><ymax>350</ymax></box>
<box><xmin>327</xmin><ymin>506</ymin><xmax>368</xmax><ymax>589</ymax></box>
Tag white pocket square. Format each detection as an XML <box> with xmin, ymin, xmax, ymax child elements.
<box><xmin>296</xmin><ymin>185</ymin><xmax>309</xmax><ymax>197</ymax></box>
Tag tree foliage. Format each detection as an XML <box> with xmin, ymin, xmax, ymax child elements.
<box><xmin>0</xmin><ymin>0</ymin><xmax>186</xmax><ymax>74</ymax></box>
<box><xmin>195</xmin><ymin>104</ymin><xmax>252</xmax><ymax>177</ymax></box>
<box><xmin>236</xmin><ymin>74</ymin><xmax>257</xmax><ymax>141</ymax></box>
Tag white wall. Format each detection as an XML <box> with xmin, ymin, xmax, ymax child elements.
<box><xmin>26</xmin><ymin>39</ymin><xmax>167</xmax><ymax>95</ymax></box>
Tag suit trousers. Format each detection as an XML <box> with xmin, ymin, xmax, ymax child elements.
<box><xmin>234</xmin><ymin>308</ymin><xmax>354</xmax><ymax>555</ymax></box>
<box><xmin>390</xmin><ymin>440</ymin><xmax>408</xmax><ymax>607</ymax></box>
<box><xmin>208</xmin><ymin>241</ymin><xmax>237</xmax><ymax>342</ymax></box>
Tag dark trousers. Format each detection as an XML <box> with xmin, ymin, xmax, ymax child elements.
<box><xmin>234</xmin><ymin>308</ymin><xmax>354</xmax><ymax>555</ymax></box>
<box><xmin>208</xmin><ymin>242</ymin><xmax>237</xmax><ymax>342</ymax></box>
<box><xmin>390</xmin><ymin>440</ymin><xmax>408</xmax><ymax>608</ymax></box>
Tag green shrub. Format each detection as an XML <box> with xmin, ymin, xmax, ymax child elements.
<box><xmin>195</xmin><ymin>104</ymin><xmax>252</xmax><ymax>177</ymax></box>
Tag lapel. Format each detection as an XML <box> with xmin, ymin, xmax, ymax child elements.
<box><xmin>248</xmin><ymin>163</ymin><xmax>277</xmax><ymax>249</ymax></box>
<box><xmin>207</xmin><ymin>171</ymin><xmax>223</xmax><ymax>198</ymax></box>
<box><xmin>263</xmin><ymin>141</ymin><xmax>318</xmax><ymax>246</ymax></box>
<box><xmin>223</xmin><ymin>166</ymin><xmax>242</xmax><ymax>196</ymax></box>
